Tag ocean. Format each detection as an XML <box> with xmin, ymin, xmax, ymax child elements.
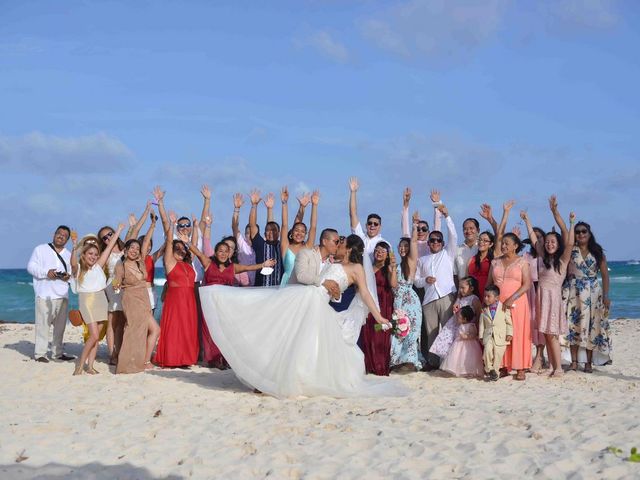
<box><xmin>1</xmin><ymin>261</ymin><xmax>639</xmax><ymax>323</ymax></box>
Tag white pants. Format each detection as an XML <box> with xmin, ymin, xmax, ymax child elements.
<box><xmin>34</xmin><ymin>297</ymin><xmax>68</xmax><ymax>358</ymax></box>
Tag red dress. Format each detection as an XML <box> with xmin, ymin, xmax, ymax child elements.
<box><xmin>154</xmin><ymin>262</ymin><xmax>198</xmax><ymax>367</ymax></box>
<box><xmin>201</xmin><ymin>262</ymin><xmax>235</xmax><ymax>367</ymax></box>
<box><xmin>361</xmin><ymin>268</ymin><xmax>393</xmax><ymax>376</ymax></box>
<box><xmin>468</xmin><ymin>255</ymin><xmax>491</xmax><ymax>299</ymax></box>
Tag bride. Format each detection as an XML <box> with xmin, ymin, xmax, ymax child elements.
<box><xmin>199</xmin><ymin>234</ymin><xmax>406</xmax><ymax>398</ymax></box>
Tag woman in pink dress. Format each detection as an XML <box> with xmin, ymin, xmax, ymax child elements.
<box><xmin>522</xmin><ymin>197</ymin><xmax>576</xmax><ymax>378</ymax></box>
<box><xmin>487</xmin><ymin>232</ymin><xmax>532</xmax><ymax>381</ymax></box>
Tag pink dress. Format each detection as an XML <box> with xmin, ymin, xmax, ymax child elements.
<box><xmin>492</xmin><ymin>257</ymin><xmax>532</xmax><ymax>371</ymax></box>
<box><xmin>524</xmin><ymin>252</ymin><xmax>544</xmax><ymax>346</ymax></box>
<box><xmin>537</xmin><ymin>257</ymin><xmax>568</xmax><ymax>336</ymax></box>
<box><xmin>440</xmin><ymin>323</ymin><xmax>483</xmax><ymax>377</ymax></box>
<box><xmin>429</xmin><ymin>294</ymin><xmax>479</xmax><ymax>358</ymax></box>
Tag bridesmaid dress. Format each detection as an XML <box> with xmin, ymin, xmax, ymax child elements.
<box><xmin>491</xmin><ymin>257</ymin><xmax>532</xmax><ymax>371</ymax></box>
<box><xmin>154</xmin><ymin>262</ymin><xmax>198</xmax><ymax>367</ymax></box>
<box><xmin>280</xmin><ymin>248</ymin><xmax>296</xmax><ymax>287</ymax></box>
<box><xmin>360</xmin><ymin>268</ymin><xmax>393</xmax><ymax>376</ymax></box>
<box><xmin>201</xmin><ymin>262</ymin><xmax>235</xmax><ymax>368</ymax></box>
<box><xmin>390</xmin><ymin>264</ymin><xmax>423</xmax><ymax>370</ymax></box>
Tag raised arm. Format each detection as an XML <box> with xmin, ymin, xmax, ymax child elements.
<box><xmin>306</xmin><ymin>190</ymin><xmax>319</xmax><ymax>247</ymax></box>
<box><xmin>202</xmin><ymin>214</ymin><xmax>213</xmax><ymax>257</ymax></box>
<box><xmin>408</xmin><ymin>211</ymin><xmax>419</xmax><ymax>279</ymax></box>
<box><xmin>352</xmin><ymin>265</ymin><xmax>390</xmax><ymax>326</ymax></box>
<box><xmin>248</xmin><ymin>189</ymin><xmax>261</xmax><ymax>239</ymax></box>
<box><xmin>264</xmin><ymin>193</ymin><xmax>275</xmax><ymax>223</ymax></box>
<box><xmin>141</xmin><ymin>212</ymin><xmax>157</xmax><ymax>260</ymax></box>
<box><xmin>69</xmin><ymin>232</ymin><xmax>79</xmax><ymax>276</ymax></box>
<box><xmin>560</xmin><ymin>212</ymin><xmax>576</xmax><ymax>264</ymax></box>
<box><xmin>520</xmin><ymin>210</ymin><xmax>543</xmax><ymax>258</ymax></box>
<box><xmin>438</xmin><ymin>204</ymin><xmax>458</xmax><ymax>258</ymax></box>
<box><xmin>191</xmin><ymin>217</ymin><xmax>199</xmax><ymax>247</ymax></box>
<box><xmin>401</xmin><ymin>187</ymin><xmax>411</xmax><ymax>237</ymax></box>
<box><xmin>125</xmin><ymin>201</ymin><xmax>151</xmax><ymax>241</ymax></box>
<box><xmin>349</xmin><ymin>177</ymin><xmax>360</xmax><ymax>230</ymax></box>
<box><xmin>295</xmin><ymin>192</ymin><xmax>310</xmax><ymax>224</ymax></box>
<box><xmin>231</xmin><ymin>193</ymin><xmax>243</xmax><ymax>239</ymax></box>
<box><xmin>153</xmin><ymin>186</ymin><xmax>169</xmax><ymax>234</ymax></box>
<box><xmin>479</xmin><ymin>203</ymin><xmax>498</xmax><ymax>235</ymax></box>
<box><xmin>200</xmin><ymin>185</ymin><xmax>211</xmax><ymax>236</ymax></box>
<box><xmin>494</xmin><ymin>200</ymin><xmax>515</xmax><ymax>257</ymax></box>
<box><xmin>280</xmin><ymin>186</ymin><xmax>290</xmax><ymax>257</ymax></box>
<box><xmin>549</xmin><ymin>195</ymin><xmax>569</xmax><ymax>241</ymax></box>
<box><xmin>178</xmin><ymin>230</ymin><xmax>211</xmax><ymax>270</ymax></box>
<box><xmin>97</xmin><ymin>224</ymin><xmax>125</xmax><ymax>268</ymax></box>
<box><xmin>431</xmin><ymin>189</ymin><xmax>442</xmax><ymax>231</ymax></box>
<box><xmin>163</xmin><ymin>211</ymin><xmax>177</xmax><ymax>273</ymax></box>
<box><xmin>388</xmin><ymin>251</ymin><xmax>398</xmax><ymax>289</ymax></box>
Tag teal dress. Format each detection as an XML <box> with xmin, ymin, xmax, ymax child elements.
<box><xmin>280</xmin><ymin>248</ymin><xmax>296</xmax><ymax>287</ymax></box>
<box><xmin>390</xmin><ymin>264</ymin><xmax>424</xmax><ymax>370</ymax></box>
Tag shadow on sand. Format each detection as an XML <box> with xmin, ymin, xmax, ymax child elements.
<box><xmin>0</xmin><ymin>462</ymin><xmax>183</xmax><ymax>480</ymax></box>
<box><xmin>147</xmin><ymin>367</ymin><xmax>251</xmax><ymax>394</ymax></box>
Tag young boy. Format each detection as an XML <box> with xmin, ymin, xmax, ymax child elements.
<box><xmin>478</xmin><ymin>285</ymin><xmax>513</xmax><ymax>381</ymax></box>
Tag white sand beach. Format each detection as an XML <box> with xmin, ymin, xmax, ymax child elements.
<box><xmin>1</xmin><ymin>319</ymin><xmax>639</xmax><ymax>479</ymax></box>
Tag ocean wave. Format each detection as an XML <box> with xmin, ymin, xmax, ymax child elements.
<box><xmin>610</xmin><ymin>276</ymin><xmax>638</xmax><ymax>283</ymax></box>
<box><xmin>154</xmin><ymin>278</ymin><xmax>166</xmax><ymax>287</ymax></box>
<box><xmin>627</xmin><ymin>260</ymin><xmax>640</xmax><ymax>265</ymax></box>
<box><xmin>16</xmin><ymin>281</ymin><xmax>33</xmax><ymax>286</ymax></box>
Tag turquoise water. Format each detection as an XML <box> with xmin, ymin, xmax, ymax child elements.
<box><xmin>1</xmin><ymin>262</ymin><xmax>639</xmax><ymax>323</ymax></box>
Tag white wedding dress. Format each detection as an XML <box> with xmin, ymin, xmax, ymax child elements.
<box><xmin>199</xmin><ymin>263</ymin><xmax>406</xmax><ymax>398</ymax></box>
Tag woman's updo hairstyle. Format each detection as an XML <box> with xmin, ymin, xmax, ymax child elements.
<box><xmin>503</xmin><ymin>232</ymin><xmax>524</xmax><ymax>254</ymax></box>
<box><xmin>346</xmin><ymin>234</ymin><xmax>364</xmax><ymax>265</ymax></box>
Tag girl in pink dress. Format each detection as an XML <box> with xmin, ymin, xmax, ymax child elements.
<box><xmin>440</xmin><ymin>306</ymin><xmax>483</xmax><ymax>377</ymax></box>
<box><xmin>488</xmin><ymin>233</ymin><xmax>532</xmax><ymax>381</ymax></box>
<box><xmin>522</xmin><ymin>197</ymin><xmax>575</xmax><ymax>378</ymax></box>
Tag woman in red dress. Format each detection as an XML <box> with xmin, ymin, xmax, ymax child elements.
<box><xmin>361</xmin><ymin>241</ymin><xmax>398</xmax><ymax>376</ymax></box>
<box><xmin>467</xmin><ymin>231</ymin><xmax>495</xmax><ymax>300</ymax></box>
<box><xmin>184</xmin><ymin>234</ymin><xmax>275</xmax><ymax>368</ymax></box>
<box><xmin>152</xmin><ymin>187</ymin><xmax>199</xmax><ymax>368</ymax></box>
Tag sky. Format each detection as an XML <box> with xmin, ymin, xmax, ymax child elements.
<box><xmin>1</xmin><ymin>0</ymin><xmax>639</xmax><ymax>267</ymax></box>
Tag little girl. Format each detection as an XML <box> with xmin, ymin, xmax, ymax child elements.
<box><xmin>440</xmin><ymin>306</ymin><xmax>484</xmax><ymax>377</ymax></box>
<box><xmin>430</xmin><ymin>276</ymin><xmax>482</xmax><ymax>359</ymax></box>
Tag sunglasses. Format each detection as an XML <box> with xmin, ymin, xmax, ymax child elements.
<box><xmin>367</xmin><ymin>221</ymin><xmax>380</xmax><ymax>227</ymax></box>
<box><xmin>575</xmin><ymin>229</ymin><xmax>589</xmax><ymax>234</ymax></box>
<box><xmin>177</xmin><ymin>222</ymin><xmax>191</xmax><ymax>229</ymax></box>
<box><xmin>101</xmin><ymin>231</ymin><xmax>114</xmax><ymax>242</ymax></box>
<box><xmin>428</xmin><ymin>238</ymin><xmax>443</xmax><ymax>244</ymax></box>
<box><xmin>417</xmin><ymin>227</ymin><xmax>428</xmax><ymax>233</ymax></box>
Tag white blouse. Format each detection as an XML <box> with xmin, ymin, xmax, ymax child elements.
<box><xmin>73</xmin><ymin>264</ymin><xmax>107</xmax><ymax>293</ymax></box>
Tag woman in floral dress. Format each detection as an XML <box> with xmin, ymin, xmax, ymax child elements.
<box><xmin>390</xmin><ymin>217</ymin><xmax>423</xmax><ymax>372</ymax></box>
<box><xmin>563</xmin><ymin>221</ymin><xmax>611</xmax><ymax>372</ymax></box>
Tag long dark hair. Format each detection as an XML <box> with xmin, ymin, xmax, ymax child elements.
<box><xmin>346</xmin><ymin>234</ymin><xmax>364</xmax><ymax>265</ymax></box>
<box><xmin>210</xmin><ymin>241</ymin><xmax>232</xmax><ymax>267</ymax></box>
<box><xmin>98</xmin><ymin>225</ymin><xmax>125</xmax><ymax>252</ymax></box>
<box><xmin>502</xmin><ymin>232</ymin><xmax>524</xmax><ymax>254</ymax></box>
<box><xmin>287</xmin><ymin>222</ymin><xmax>308</xmax><ymax>244</ymax></box>
<box><xmin>523</xmin><ymin>227</ymin><xmax>545</xmax><ymax>258</ymax></box>
<box><xmin>575</xmin><ymin>221</ymin><xmax>604</xmax><ymax>266</ymax></box>
<box><xmin>172</xmin><ymin>239</ymin><xmax>192</xmax><ymax>264</ymax></box>
<box><xmin>121</xmin><ymin>238</ymin><xmax>142</xmax><ymax>262</ymax></box>
<box><xmin>221</xmin><ymin>236</ymin><xmax>238</xmax><ymax>263</ymax></box>
<box><xmin>474</xmin><ymin>231</ymin><xmax>494</xmax><ymax>269</ymax></box>
<box><xmin>374</xmin><ymin>241</ymin><xmax>391</xmax><ymax>278</ymax></box>
<box><xmin>542</xmin><ymin>231</ymin><xmax>564</xmax><ymax>273</ymax></box>
<box><xmin>398</xmin><ymin>237</ymin><xmax>411</xmax><ymax>281</ymax></box>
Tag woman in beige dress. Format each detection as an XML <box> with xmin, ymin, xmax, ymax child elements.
<box><xmin>114</xmin><ymin>223</ymin><xmax>160</xmax><ymax>374</ymax></box>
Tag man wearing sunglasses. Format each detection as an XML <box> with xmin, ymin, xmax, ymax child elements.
<box><xmin>349</xmin><ymin>177</ymin><xmax>387</xmax><ymax>261</ymax></box>
<box><xmin>413</xmin><ymin>204</ymin><xmax>458</xmax><ymax>370</ymax></box>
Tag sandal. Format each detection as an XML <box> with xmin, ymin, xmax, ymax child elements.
<box><xmin>584</xmin><ymin>363</ymin><xmax>593</xmax><ymax>373</ymax></box>
<box><xmin>515</xmin><ymin>370</ymin><xmax>526</xmax><ymax>381</ymax></box>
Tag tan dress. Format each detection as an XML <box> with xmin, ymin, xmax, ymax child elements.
<box><xmin>116</xmin><ymin>260</ymin><xmax>152</xmax><ymax>374</ymax></box>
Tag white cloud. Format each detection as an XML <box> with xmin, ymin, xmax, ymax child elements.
<box><xmin>298</xmin><ymin>30</ymin><xmax>351</xmax><ymax>64</ymax></box>
<box><xmin>0</xmin><ymin>131</ymin><xmax>133</xmax><ymax>173</ymax></box>
<box><xmin>360</xmin><ymin>0</ymin><xmax>508</xmax><ymax>62</ymax></box>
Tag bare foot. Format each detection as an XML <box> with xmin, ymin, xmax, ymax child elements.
<box><xmin>144</xmin><ymin>362</ymin><xmax>154</xmax><ymax>370</ymax></box>
<box><xmin>86</xmin><ymin>367</ymin><xmax>100</xmax><ymax>375</ymax></box>
<box><xmin>548</xmin><ymin>370</ymin><xmax>564</xmax><ymax>379</ymax></box>
<box><xmin>569</xmin><ymin>361</ymin><xmax>578</xmax><ymax>371</ymax></box>
<box><xmin>72</xmin><ymin>366</ymin><xmax>84</xmax><ymax>376</ymax></box>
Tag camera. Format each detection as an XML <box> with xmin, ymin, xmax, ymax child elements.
<box><xmin>54</xmin><ymin>271</ymin><xmax>67</xmax><ymax>279</ymax></box>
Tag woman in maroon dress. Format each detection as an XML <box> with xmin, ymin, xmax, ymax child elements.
<box><xmin>361</xmin><ymin>241</ymin><xmax>398</xmax><ymax>376</ymax></box>
<box><xmin>152</xmin><ymin>187</ymin><xmax>199</xmax><ymax>368</ymax></box>
<box><xmin>184</xmin><ymin>236</ymin><xmax>275</xmax><ymax>368</ymax></box>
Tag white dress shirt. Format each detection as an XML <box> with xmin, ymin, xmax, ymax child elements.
<box><xmin>454</xmin><ymin>242</ymin><xmax>478</xmax><ymax>278</ymax></box>
<box><xmin>414</xmin><ymin>216</ymin><xmax>458</xmax><ymax>305</ymax></box>
<box><xmin>352</xmin><ymin>222</ymin><xmax>387</xmax><ymax>262</ymax></box>
<box><xmin>27</xmin><ymin>244</ymin><xmax>71</xmax><ymax>299</ymax></box>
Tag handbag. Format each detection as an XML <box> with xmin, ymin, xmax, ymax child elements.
<box><xmin>69</xmin><ymin>309</ymin><xmax>85</xmax><ymax>327</ymax></box>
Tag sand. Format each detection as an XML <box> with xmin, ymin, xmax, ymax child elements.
<box><xmin>1</xmin><ymin>319</ymin><xmax>639</xmax><ymax>479</ymax></box>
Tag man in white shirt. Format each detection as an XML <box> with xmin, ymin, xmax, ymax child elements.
<box><xmin>26</xmin><ymin>226</ymin><xmax>75</xmax><ymax>363</ymax></box>
<box><xmin>414</xmin><ymin>206</ymin><xmax>458</xmax><ymax>369</ymax></box>
<box><xmin>349</xmin><ymin>177</ymin><xmax>387</xmax><ymax>261</ymax></box>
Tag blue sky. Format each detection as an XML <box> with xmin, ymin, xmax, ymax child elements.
<box><xmin>1</xmin><ymin>0</ymin><xmax>638</xmax><ymax>267</ymax></box>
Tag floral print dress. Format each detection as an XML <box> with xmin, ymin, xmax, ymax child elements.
<box><xmin>390</xmin><ymin>265</ymin><xmax>423</xmax><ymax>370</ymax></box>
<box><xmin>563</xmin><ymin>247</ymin><xmax>611</xmax><ymax>357</ymax></box>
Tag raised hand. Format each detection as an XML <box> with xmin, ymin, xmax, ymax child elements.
<box><xmin>511</xmin><ymin>226</ymin><xmax>522</xmax><ymax>238</ymax></box>
<box><xmin>177</xmin><ymin>231</ymin><xmax>190</xmax><ymax>244</ymax></box>
<box><xmin>479</xmin><ymin>203</ymin><xmax>493</xmax><ymax>221</ymax></box>
<box><xmin>311</xmin><ymin>190</ymin><xmax>320</xmax><ymax>205</ymax></box>
<box><xmin>437</xmin><ymin>204</ymin><xmax>448</xmax><ymax>217</ymax></box>
<box><xmin>403</xmin><ymin>187</ymin><xmax>412</xmax><ymax>207</ymax></box>
<box><xmin>233</xmin><ymin>193</ymin><xmax>244</xmax><ymax>209</ymax></box>
<box><xmin>152</xmin><ymin>186</ymin><xmax>165</xmax><ymax>202</ymax></box>
<box><xmin>503</xmin><ymin>200</ymin><xmax>515</xmax><ymax>212</ymax></box>
<box><xmin>297</xmin><ymin>192</ymin><xmax>311</xmax><ymax>207</ymax></box>
<box><xmin>281</xmin><ymin>186</ymin><xmax>289</xmax><ymax>204</ymax></box>
<box><xmin>150</xmin><ymin>211</ymin><xmax>158</xmax><ymax>222</ymax></box>
<box><xmin>169</xmin><ymin>210</ymin><xmax>177</xmax><ymax>224</ymax></box>
<box><xmin>201</xmin><ymin>185</ymin><xmax>211</xmax><ymax>199</ymax></box>
<box><xmin>192</xmin><ymin>216</ymin><xmax>198</xmax><ymax>228</ymax></box>
<box><xmin>70</xmin><ymin>230</ymin><xmax>78</xmax><ymax>247</ymax></box>
<box><xmin>430</xmin><ymin>189</ymin><xmax>441</xmax><ymax>204</ymax></box>
<box><xmin>349</xmin><ymin>177</ymin><xmax>359</xmax><ymax>192</ymax></box>
<box><xmin>249</xmin><ymin>189</ymin><xmax>261</xmax><ymax>206</ymax></box>
<box><xmin>569</xmin><ymin>211</ymin><xmax>576</xmax><ymax>223</ymax></box>
<box><xmin>412</xmin><ymin>210</ymin><xmax>420</xmax><ymax>224</ymax></box>
<box><xmin>549</xmin><ymin>194</ymin><xmax>558</xmax><ymax>212</ymax></box>
<box><xmin>263</xmin><ymin>193</ymin><xmax>275</xmax><ymax>209</ymax></box>
<box><xmin>128</xmin><ymin>213</ymin><xmax>137</xmax><ymax>227</ymax></box>
<box><xmin>116</xmin><ymin>223</ymin><xmax>125</xmax><ymax>233</ymax></box>
<box><xmin>520</xmin><ymin>210</ymin><xmax>529</xmax><ymax>221</ymax></box>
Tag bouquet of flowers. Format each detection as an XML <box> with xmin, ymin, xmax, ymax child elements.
<box><xmin>374</xmin><ymin>309</ymin><xmax>411</xmax><ymax>339</ymax></box>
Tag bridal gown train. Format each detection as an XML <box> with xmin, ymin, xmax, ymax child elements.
<box><xmin>199</xmin><ymin>263</ymin><xmax>406</xmax><ymax>398</ymax></box>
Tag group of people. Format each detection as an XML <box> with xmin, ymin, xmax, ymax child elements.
<box><xmin>27</xmin><ymin>179</ymin><xmax>611</xmax><ymax>397</ymax></box>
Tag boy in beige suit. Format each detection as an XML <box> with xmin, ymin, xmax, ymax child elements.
<box><xmin>479</xmin><ymin>285</ymin><xmax>513</xmax><ymax>381</ymax></box>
